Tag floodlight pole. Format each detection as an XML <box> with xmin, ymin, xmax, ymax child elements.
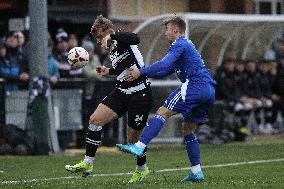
<box><xmin>28</xmin><ymin>0</ymin><xmax>60</xmax><ymax>154</ymax></box>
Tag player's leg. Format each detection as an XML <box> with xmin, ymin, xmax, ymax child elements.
<box><xmin>181</xmin><ymin>83</ymin><xmax>215</xmax><ymax>182</ymax></box>
<box><xmin>116</xmin><ymin>107</ymin><xmax>177</xmax><ymax>156</ymax></box>
<box><xmin>65</xmin><ymin>103</ymin><xmax>118</xmax><ymax>176</ymax></box>
<box><xmin>181</xmin><ymin>122</ymin><xmax>204</xmax><ymax>182</ymax></box>
<box><xmin>127</xmin><ymin>127</ymin><xmax>149</xmax><ymax>183</ymax></box>
<box><xmin>116</xmin><ymin>87</ymin><xmax>179</xmax><ymax>156</ymax></box>
<box><xmin>66</xmin><ymin>89</ymin><xmax>126</xmax><ymax>176</ymax></box>
<box><xmin>126</xmin><ymin>88</ymin><xmax>152</xmax><ymax>183</ymax></box>
<box><xmin>127</xmin><ymin>127</ymin><xmax>148</xmax><ymax>171</ymax></box>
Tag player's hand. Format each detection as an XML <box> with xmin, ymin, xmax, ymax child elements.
<box><xmin>124</xmin><ymin>68</ymin><xmax>140</xmax><ymax>82</ymax></box>
<box><xmin>96</xmin><ymin>66</ymin><xmax>109</xmax><ymax>76</ymax></box>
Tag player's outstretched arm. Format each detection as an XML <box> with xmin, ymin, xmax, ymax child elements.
<box><xmin>139</xmin><ymin>52</ymin><xmax>177</xmax><ymax>77</ymax></box>
<box><xmin>96</xmin><ymin>66</ymin><xmax>118</xmax><ymax>76</ymax></box>
<box><xmin>124</xmin><ymin>52</ymin><xmax>176</xmax><ymax>82</ymax></box>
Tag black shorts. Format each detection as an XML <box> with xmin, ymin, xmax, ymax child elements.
<box><xmin>101</xmin><ymin>87</ymin><xmax>153</xmax><ymax>130</ymax></box>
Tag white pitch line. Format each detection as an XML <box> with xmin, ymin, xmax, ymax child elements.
<box><xmin>1</xmin><ymin>158</ymin><xmax>284</xmax><ymax>185</ymax></box>
<box><xmin>0</xmin><ymin>171</ymin><xmax>3</xmax><ymax>173</ymax></box>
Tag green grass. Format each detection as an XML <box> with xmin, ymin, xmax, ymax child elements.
<box><xmin>1</xmin><ymin>135</ymin><xmax>284</xmax><ymax>189</ymax></box>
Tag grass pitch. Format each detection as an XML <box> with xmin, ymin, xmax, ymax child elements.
<box><xmin>1</xmin><ymin>135</ymin><xmax>284</xmax><ymax>189</ymax></box>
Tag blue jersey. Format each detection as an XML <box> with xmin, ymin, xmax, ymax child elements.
<box><xmin>140</xmin><ymin>35</ymin><xmax>216</xmax><ymax>85</ymax></box>
<box><xmin>140</xmin><ymin>35</ymin><xmax>216</xmax><ymax>123</ymax></box>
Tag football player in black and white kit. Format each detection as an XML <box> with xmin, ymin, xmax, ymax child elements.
<box><xmin>65</xmin><ymin>15</ymin><xmax>152</xmax><ymax>183</ymax></box>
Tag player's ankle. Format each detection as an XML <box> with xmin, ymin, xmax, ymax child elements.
<box><xmin>84</xmin><ymin>155</ymin><xmax>94</xmax><ymax>166</ymax></box>
<box><xmin>136</xmin><ymin>164</ymin><xmax>147</xmax><ymax>171</ymax></box>
<box><xmin>135</xmin><ymin>141</ymin><xmax>146</xmax><ymax>148</ymax></box>
<box><xmin>191</xmin><ymin>164</ymin><xmax>201</xmax><ymax>174</ymax></box>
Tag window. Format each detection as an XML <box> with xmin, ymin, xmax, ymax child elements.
<box><xmin>255</xmin><ymin>0</ymin><xmax>283</xmax><ymax>14</ymax></box>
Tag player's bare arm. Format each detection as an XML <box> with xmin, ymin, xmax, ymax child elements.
<box><xmin>96</xmin><ymin>66</ymin><xmax>109</xmax><ymax>76</ymax></box>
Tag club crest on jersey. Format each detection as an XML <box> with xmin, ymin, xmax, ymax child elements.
<box><xmin>110</xmin><ymin>51</ymin><xmax>119</xmax><ymax>62</ymax></box>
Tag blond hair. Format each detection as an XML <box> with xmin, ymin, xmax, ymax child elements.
<box><xmin>90</xmin><ymin>15</ymin><xmax>113</xmax><ymax>38</ymax></box>
<box><xmin>162</xmin><ymin>16</ymin><xmax>186</xmax><ymax>33</ymax></box>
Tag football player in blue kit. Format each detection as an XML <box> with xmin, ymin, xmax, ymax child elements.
<box><xmin>117</xmin><ymin>16</ymin><xmax>217</xmax><ymax>182</ymax></box>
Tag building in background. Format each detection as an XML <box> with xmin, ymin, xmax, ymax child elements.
<box><xmin>0</xmin><ymin>0</ymin><xmax>283</xmax><ymax>37</ymax></box>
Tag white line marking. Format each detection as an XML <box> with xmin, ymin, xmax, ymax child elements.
<box><xmin>1</xmin><ymin>158</ymin><xmax>284</xmax><ymax>185</ymax></box>
<box><xmin>0</xmin><ymin>171</ymin><xmax>3</xmax><ymax>173</ymax></box>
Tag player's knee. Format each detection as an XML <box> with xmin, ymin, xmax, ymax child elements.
<box><xmin>89</xmin><ymin>114</ymin><xmax>104</xmax><ymax>125</ymax></box>
<box><xmin>182</xmin><ymin>122</ymin><xmax>198</xmax><ymax>135</ymax></box>
<box><xmin>156</xmin><ymin>107</ymin><xmax>173</xmax><ymax>119</ymax></box>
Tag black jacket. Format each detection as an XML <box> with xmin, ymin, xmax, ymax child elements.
<box><xmin>215</xmin><ymin>68</ymin><xmax>241</xmax><ymax>102</ymax></box>
<box><xmin>272</xmin><ymin>64</ymin><xmax>284</xmax><ymax>98</ymax></box>
<box><xmin>242</xmin><ymin>71</ymin><xmax>261</xmax><ymax>98</ymax></box>
<box><xmin>258</xmin><ymin>71</ymin><xmax>274</xmax><ymax>98</ymax></box>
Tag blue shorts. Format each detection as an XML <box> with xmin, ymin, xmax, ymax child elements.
<box><xmin>163</xmin><ymin>82</ymin><xmax>215</xmax><ymax>123</ymax></box>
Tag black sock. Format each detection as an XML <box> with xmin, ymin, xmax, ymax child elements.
<box><xmin>136</xmin><ymin>147</ymin><xmax>147</xmax><ymax>166</ymax></box>
<box><xmin>85</xmin><ymin>125</ymin><xmax>102</xmax><ymax>157</ymax></box>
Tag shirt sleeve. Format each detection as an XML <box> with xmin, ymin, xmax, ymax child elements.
<box><xmin>109</xmin><ymin>68</ymin><xmax>118</xmax><ymax>75</ymax></box>
<box><xmin>139</xmin><ymin>44</ymin><xmax>184</xmax><ymax>77</ymax></box>
<box><xmin>110</xmin><ymin>31</ymin><xmax>140</xmax><ymax>45</ymax></box>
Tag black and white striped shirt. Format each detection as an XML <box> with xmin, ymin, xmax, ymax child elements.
<box><xmin>108</xmin><ymin>31</ymin><xmax>149</xmax><ymax>93</ymax></box>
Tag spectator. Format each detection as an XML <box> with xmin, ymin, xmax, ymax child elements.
<box><xmin>81</xmin><ymin>40</ymin><xmax>102</xmax><ymax>97</ymax></box>
<box><xmin>0</xmin><ymin>38</ymin><xmax>27</xmax><ymax>92</ymax></box>
<box><xmin>15</xmin><ymin>31</ymin><xmax>30</xmax><ymax>89</ymax></box>
<box><xmin>53</xmin><ymin>28</ymin><xmax>82</xmax><ymax>78</ymax></box>
<box><xmin>68</xmin><ymin>33</ymin><xmax>78</xmax><ymax>50</ymax></box>
<box><xmin>274</xmin><ymin>38</ymin><xmax>284</xmax><ymax>62</ymax></box>
<box><xmin>241</xmin><ymin>60</ymin><xmax>262</xmax><ymax>130</ymax></box>
<box><xmin>270</xmin><ymin>60</ymin><xmax>278</xmax><ymax>76</ymax></box>
<box><xmin>48</xmin><ymin>39</ymin><xmax>60</xmax><ymax>85</ymax></box>
<box><xmin>258</xmin><ymin>60</ymin><xmax>274</xmax><ymax>134</ymax></box>
<box><xmin>215</xmin><ymin>58</ymin><xmax>239</xmax><ymax>105</ymax></box>
<box><xmin>16</xmin><ymin>31</ymin><xmax>25</xmax><ymax>48</ymax></box>
<box><xmin>5</xmin><ymin>31</ymin><xmax>29</xmax><ymax>88</ymax></box>
<box><xmin>271</xmin><ymin>57</ymin><xmax>284</xmax><ymax>130</ymax></box>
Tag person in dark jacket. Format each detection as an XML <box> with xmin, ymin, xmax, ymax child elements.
<box><xmin>241</xmin><ymin>60</ymin><xmax>262</xmax><ymax>128</ymax></box>
<box><xmin>258</xmin><ymin>60</ymin><xmax>274</xmax><ymax>133</ymax></box>
<box><xmin>216</xmin><ymin>58</ymin><xmax>240</xmax><ymax>109</ymax></box>
<box><xmin>0</xmin><ymin>38</ymin><xmax>28</xmax><ymax>92</ymax></box>
<box><xmin>271</xmin><ymin>58</ymin><xmax>284</xmax><ymax>130</ymax></box>
<box><xmin>5</xmin><ymin>32</ymin><xmax>29</xmax><ymax>84</ymax></box>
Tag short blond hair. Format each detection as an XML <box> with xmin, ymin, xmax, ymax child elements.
<box><xmin>162</xmin><ymin>16</ymin><xmax>186</xmax><ymax>33</ymax></box>
<box><xmin>90</xmin><ymin>15</ymin><xmax>113</xmax><ymax>38</ymax></box>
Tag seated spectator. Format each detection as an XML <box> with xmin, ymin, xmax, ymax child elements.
<box><xmin>241</xmin><ymin>60</ymin><xmax>262</xmax><ymax>130</ymax></box>
<box><xmin>215</xmin><ymin>58</ymin><xmax>240</xmax><ymax>106</ymax></box>
<box><xmin>48</xmin><ymin>39</ymin><xmax>60</xmax><ymax>85</ymax></box>
<box><xmin>215</xmin><ymin>58</ymin><xmax>249</xmax><ymax>140</ymax></box>
<box><xmin>258</xmin><ymin>60</ymin><xmax>274</xmax><ymax>133</ymax></box>
<box><xmin>274</xmin><ymin>38</ymin><xmax>284</xmax><ymax>62</ymax></box>
<box><xmin>271</xmin><ymin>57</ymin><xmax>284</xmax><ymax>131</ymax></box>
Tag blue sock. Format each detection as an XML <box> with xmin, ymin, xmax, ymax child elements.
<box><xmin>140</xmin><ymin>115</ymin><xmax>166</xmax><ymax>145</ymax></box>
<box><xmin>184</xmin><ymin>133</ymin><xmax>201</xmax><ymax>166</ymax></box>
